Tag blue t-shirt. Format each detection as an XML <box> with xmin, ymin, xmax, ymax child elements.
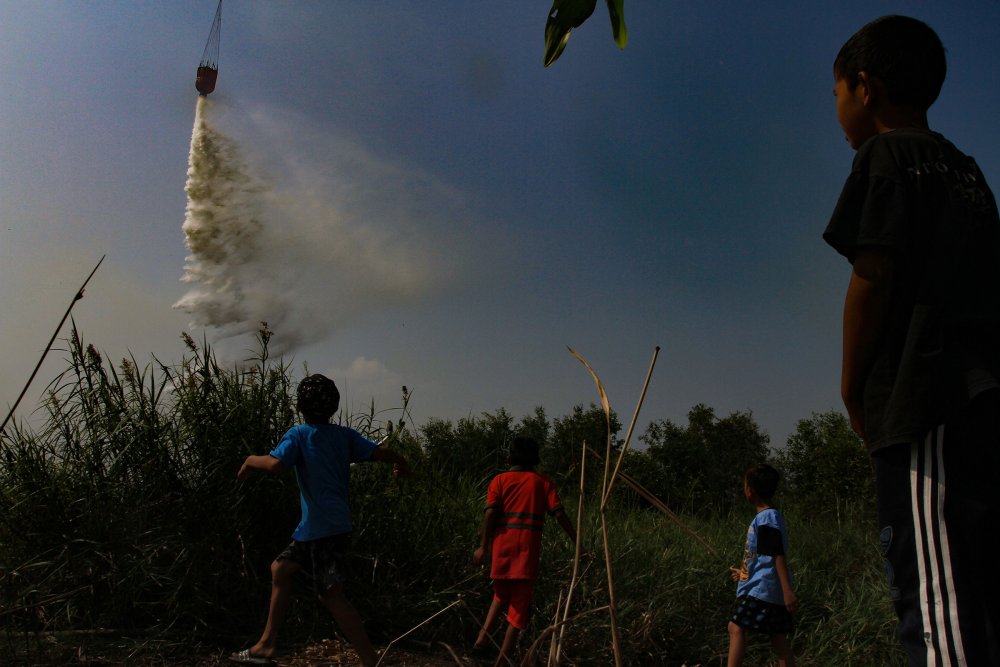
<box><xmin>269</xmin><ymin>423</ymin><xmax>379</xmax><ymax>541</ymax></box>
<box><xmin>735</xmin><ymin>508</ymin><xmax>791</xmax><ymax>605</ymax></box>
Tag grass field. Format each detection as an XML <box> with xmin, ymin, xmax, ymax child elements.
<box><xmin>0</xmin><ymin>330</ymin><xmax>904</xmax><ymax>666</ymax></box>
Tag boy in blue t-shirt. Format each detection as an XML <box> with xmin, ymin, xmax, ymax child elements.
<box><xmin>231</xmin><ymin>374</ymin><xmax>411</xmax><ymax>667</ymax></box>
<box><xmin>727</xmin><ymin>464</ymin><xmax>797</xmax><ymax>667</ymax></box>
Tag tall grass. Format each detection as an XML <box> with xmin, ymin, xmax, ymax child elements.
<box><xmin>1</xmin><ymin>325</ymin><xmax>299</xmax><ymax>657</ymax></box>
<box><xmin>1</xmin><ymin>328</ymin><xmax>904</xmax><ymax>665</ymax></box>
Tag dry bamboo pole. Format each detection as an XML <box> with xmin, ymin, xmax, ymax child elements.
<box><xmin>520</xmin><ymin>605</ymin><xmax>612</xmax><ymax>667</ymax></box>
<box><xmin>546</xmin><ymin>588</ymin><xmax>565</xmax><ymax>666</ymax></box>
<box><xmin>599</xmin><ymin>510</ymin><xmax>624</xmax><ymax>666</ymax></box>
<box><xmin>0</xmin><ymin>255</ymin><xmax>105</xmax><ymax>441</ymax></box>
<box><xmin>567</xmin><ymin>348</ymin><xmax>612</xmax><ymax>489</ymax></box>
<box><xmin>601</xmin><ymin>346</ymin><xmax>659</xmax><ymax>509</ymax></box>
<box><xmin>373</xmin><ymin>597</ymin><xmax>465</xmax><ymax>667</ymax></box>
<box><xmin>588</xmin><ymin>446</ymin><xmax>720</xmax><ymax>560</ymax></box>
<box><xmin>553</xmin><ymin>438</ymin><xmax>589</xmax><ymax>665</ymax></box>
<box><xmin>567</xmin><ymin>347</ymin><xmax>624</xmax><ymax>667</ymax></box>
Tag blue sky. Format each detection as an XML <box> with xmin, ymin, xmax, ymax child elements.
<box><xmin>2</xmin><ymin>1</ymin><xmax>999</xmax><ymax>447</ymax></box>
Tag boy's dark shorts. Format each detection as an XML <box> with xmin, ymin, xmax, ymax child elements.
<box><xmin>730</xmin><ymin>595</ymin><xmax>794</xmax><ymax>635</ymax></box>
<box><xmin>276</xmin><ymin>532</ymin><xmax>351</xmax><ymax>592</ymax></box>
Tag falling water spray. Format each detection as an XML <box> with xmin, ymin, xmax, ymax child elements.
<box><xmin>175</xmin><ymin>97</ymin><xmax>461</xmax><ymax>356</ymax></box>
<box><xmin>175</xmin><ymin>97</ymin><xmax>277</xmax><ymax>338</ymax></box>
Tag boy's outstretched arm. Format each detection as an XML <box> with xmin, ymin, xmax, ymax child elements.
<box><xmin>774</xmin><ymin>554</ymin><xmax>799</xmax><ymax>613</ymax></box>
<box><xmin>237</xmin><ymin>454</ymin><xmax>285</xmax><ymax>480</ymax></box>
<box><xmin>473</xmin><ymin>508</ymin><xmax>498</xmax><ymax>565</ymax></box>
<box><xmin>842</xmin><ymin>247</ymin><xmax>893</xmax><ymax>442</ymax></box>
<box><xmin>371</xmin><ymin>446</ymin><xmax>412</xmax><ymax>477</ymax></box>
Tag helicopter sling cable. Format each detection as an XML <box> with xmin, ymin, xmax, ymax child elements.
<box><xmin>195</xmin><ymin>0</ymin><xmax>221</xmax><ymax>96</ymax></box>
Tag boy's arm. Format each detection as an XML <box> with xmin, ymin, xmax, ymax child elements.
<box><xmin>370</xmin><ymin>446</ymin><xmax>412</xmax><ymax>477</ymax></box>
<box><xmin>842</xmin><ymin>247</ymin><xmax>893</xmax><ymax>442</ymax></box>
<box><xmin>554</xmin><ymin>508</ymin><xmax>591</xmax><ymax>562</ymax></box>
<box><xmin>554</xmin><ymin>509</ymin><xmax>578</xmax><ymax>545</ymax></box>
<box><xmin>473</xmin><ymin>507</ymin><xmax>498</xmax><ymax>565</ymax></box>
<box><xmin>237</xmin><ymin>454</ymin><xmax>285</xmax><ymax>480</ymax></box>
<box><xmin>774</xmin><ymin>554</ymin><xmax>798</xmax><ymax>613</ymax></box>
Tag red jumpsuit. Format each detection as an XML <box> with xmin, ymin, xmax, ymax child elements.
<box><xmin>485</xmin><ymin>468</ymin><xmax>563</xmax><ymax>628</ymax></box>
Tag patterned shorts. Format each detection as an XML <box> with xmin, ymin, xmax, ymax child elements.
<box><xmin>730</xmin><ymin>595</ymin><xmax>794</xmax><ymax>635</ymax></box>
<box><xmin>276</xmin><ymin>533</ymin><xmax>351</xmax><ymax>592</ymax></box>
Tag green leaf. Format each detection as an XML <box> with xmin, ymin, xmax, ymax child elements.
<box><xmin>544</xmin><ymin>0</ymin><xmax>598</xmax><ymax>67</ymax></box>
<box><xmin>543</xmin><ymin>25</ymin><xmax>572</xmax><ymax>68</ymax></box>
<box><xmin>605</xmin><ymin>0</ymin><xmax>628</xmax><ymax>49</ymax></box>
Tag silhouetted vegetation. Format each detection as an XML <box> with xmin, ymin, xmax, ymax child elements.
<box><xmin>0</xmin><ymin>327</ymin><xmax>901</xmax><ymax>665</ymax></box>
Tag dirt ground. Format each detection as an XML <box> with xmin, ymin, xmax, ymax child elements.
<box><xmin>6</xmin><ymin>637</ymin><xmax>499</xmax><ymax>667</ymax></box>
<box><xmin>217</xmin><ymin>638</ymin><xmax>478</xmax><ymax>666</ymax></box>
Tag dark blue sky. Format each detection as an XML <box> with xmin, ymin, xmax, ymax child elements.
<box><xmin>2</xmin><ymin>2</ymin><xmax>999</xmax><ymax>446</ymax></box>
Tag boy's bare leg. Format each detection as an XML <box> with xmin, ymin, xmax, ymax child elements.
<box><xmin>319</xmin><ymin>582</ymin><xmax>378</xmax><ymax>667</ymax></box>
<box><xmin>770</xmin><ymin>633</ymin><xmax>796</xmax><ymax>667</ymax></box>
<box><xmin>494</xmin><ymin>624</ymin><xmax>520</xmax><ymax>667</ymax></box>
<box><xmin>726</xmin><ymin>622</ymin><xmax>746</xmax><ymax>667</ymax></box>
<box><xmin>250</xmin><ymin>559</ymin><xmax>300</xmax><ymax>658</ymax></box>
<box><xmin>474</xmin><ymin>598</ymin><xmax>504</xmax><ymax>648</ymax></box>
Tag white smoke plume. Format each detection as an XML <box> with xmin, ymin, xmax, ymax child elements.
<box><xmin>175</xmin><ymin>97</ymin><xmax>469</xmax><ymax>354</ymax></box>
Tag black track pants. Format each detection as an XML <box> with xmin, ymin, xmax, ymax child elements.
<box><xmin>873</xmin><ymin>391</ymin><xmax>1000</xmax><ymax>667</ymax></box>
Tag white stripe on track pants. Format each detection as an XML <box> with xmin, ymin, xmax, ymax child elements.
<box><xmin>872</xmin><ymin>391</ymin><xmax>1000</xmax><ymax>666</ymax></box>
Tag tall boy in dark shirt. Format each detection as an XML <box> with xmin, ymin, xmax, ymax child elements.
<box><xmin>825</xmin><ymin>15</ymin><xmax>1000</xmax><ymax>666</ymax></box>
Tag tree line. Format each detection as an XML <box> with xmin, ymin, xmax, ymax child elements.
<box><xmin>401</xmin><ymin>401</ymin><xmax>874</xmax><ymax>517</ymax></box>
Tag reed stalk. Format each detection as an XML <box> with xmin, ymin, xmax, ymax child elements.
<box><xmin>553</xmin><ymin>438</ymin><xmax>589</xmax><ymax>664</ymax></box>
<box><xmin>588</xmin><ymin>446</ymin><xmax>720</xmax><ymax>560</ymax></box>
<box><xmin>546</xmin><ymin>588</ymin><xmax>564</xmax><ymax>666</ymax></box>
<box><xmin>601</xmin><ymin>346</ymin><xmax>659</xmax><ymax>509</ymax></box>
<box><xmin>567</xmin><ymin>347</ymin><xmax>624</xmax><ymax>667</ymax></box>
<box><xmin>0</xmin><ymin>255</ymin><xmax>104</xmax><ymax>441</ymax></box>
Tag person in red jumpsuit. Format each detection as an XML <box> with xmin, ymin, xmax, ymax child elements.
<box><xmin>472</xmin><ymin>436</ymin><xmax>579</xmax><ymax>665</ymax></box>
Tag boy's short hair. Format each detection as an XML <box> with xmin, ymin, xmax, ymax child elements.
<box><xmin>834</xmin><ymin>15</ymin><xmax>946</xmax><ymax>112</ymax></box>
<box><xmin>745</xmin><ymin>463</ymin><xmax>781</xmax><ymax>502</ymax></box>
<box><xmin>297</xmin><ymin>374</ymin><xmax>340</xmax><ymax>421</ymax></box>
<box><xmin>509</xmin><ymin>436</ymin><xmax>541</xmax><ymax>467</ymax></box>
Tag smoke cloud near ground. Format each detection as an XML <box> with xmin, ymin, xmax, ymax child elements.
<box><xmin>175</xmin><ymin>97</ymin><xmax>471</xmax><ymax>355</ymax></box>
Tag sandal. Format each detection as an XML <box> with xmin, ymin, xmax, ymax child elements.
<box><xmin>228</xmin><ymin>648</ymin><xmax>277</xmax><ymax>666</ymax></box>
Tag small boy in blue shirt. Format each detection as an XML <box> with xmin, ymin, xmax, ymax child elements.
<box><xmin>727</xmin><ymin>464</ymin><xmax>797</xmax><ymax>667</ymax></box>
<box><xmin>231</xmin><ymin>374</ymin><xmax>411</xmax><ymax>667</ymax></box>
